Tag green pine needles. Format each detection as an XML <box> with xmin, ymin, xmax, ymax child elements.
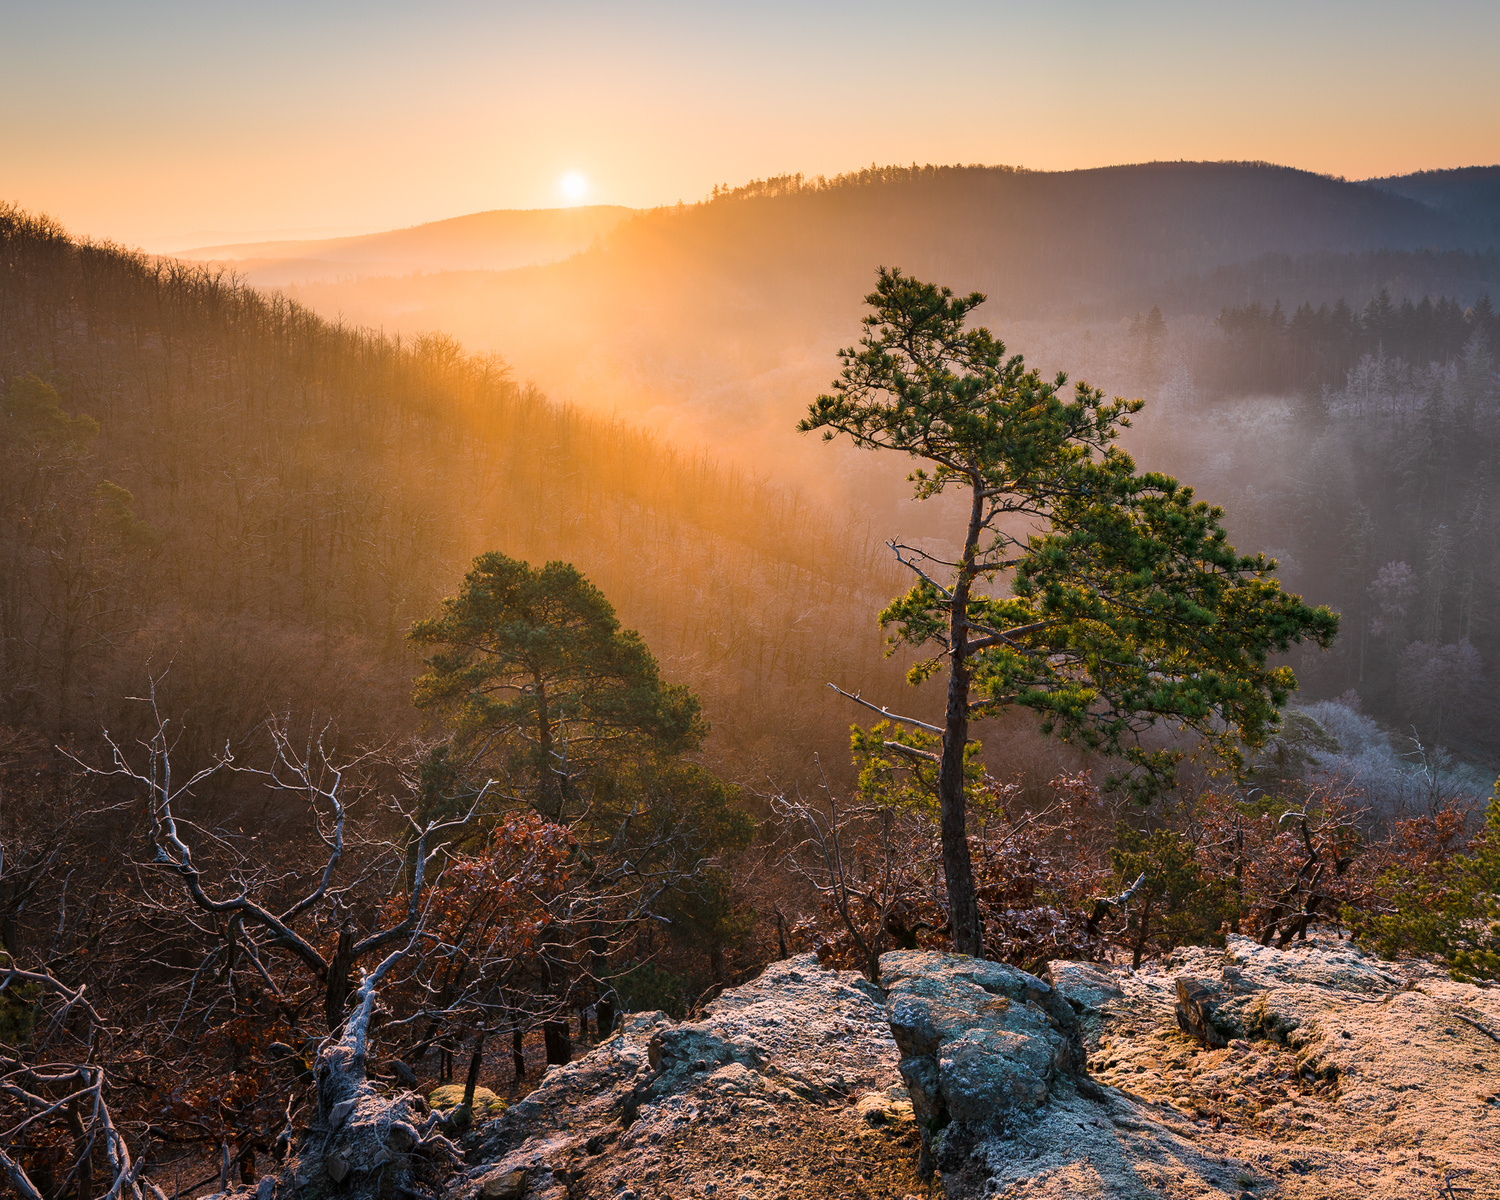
<box><xmin>411</xmin><ymin>552</ymin><xmax>706</xmax><ymax>820</ymax></box>
<box><xmin>1361</xmin><ymin>779</ymin><xmax>1500</xmax><ymax>982</ymax></box>
<box><xmin>803</xmin><ymin>268</ymin><xmax>1338</xmax><ymax>955</ymax></box>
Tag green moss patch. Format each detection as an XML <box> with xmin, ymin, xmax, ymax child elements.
<box><xmin>428</xmin><ymin>1084</ymin><xmax>508</xmax><ymax>1118</ymax></box>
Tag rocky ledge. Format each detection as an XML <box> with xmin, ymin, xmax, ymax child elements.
<box><xmin>449</xmin><ymin>957</ymin><xmax>918</xmax><ymax>1199</ymax></box>
<box><xmin>265</xmin><ymin>934</ymin><xmax>1500</xmax><ymax>1200</ymax></box>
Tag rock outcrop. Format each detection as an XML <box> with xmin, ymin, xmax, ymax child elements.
<box><xmin>247</xmin><ymin>934</ymin><xmax>1500</xmax><ymax>1200</ymax></box>
<box><xmin>1022</xmin><ymin>933</ymin><xmax>1500</xmax><ymax>1200</ymax></box>
<box><xmin>447</xmin><ymin>957</ymin><xmax>921</xmax><ymax>1199</ymax></box>
<box><xmin>880</xmin><ymin>951</ymin><xmax>1085</xmax><ymax>1176</ymax></box>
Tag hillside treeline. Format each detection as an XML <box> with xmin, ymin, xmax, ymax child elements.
<box><xmin>680</xmin><ymin>161</ymin><xmax>1473</xmax><ymax>313</ymax></box>
<box><xmin>1147</xmin><ymin>247</ymin><xmax>1500</xmax><ymax>318</ymax></box>
<box><xmin>1205</xmin><ymin>288</ymin><xmax>1500</xmax><ymax>395</ymax></box>
<box><xmin>277</xmin><ymin>162</ymin><xmax>1500</xmax><ymax>506</ymax></box>
<box><xmin>0</xmin><ymin>204</ymin><xmax>907</xmax><ymax>780</ymax></box>
<box><xmin>1137</xmin><ymin>316</ymin><xmax>1500</xmax><ymax>765</ymax></box>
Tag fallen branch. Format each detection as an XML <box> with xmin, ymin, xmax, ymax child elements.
<box><xmin>1085</xmin><ymin>872</ymin><xmax>1147</xmax><ymax>939</ymax></box>
<box><xmin>1454</xmin><ymin>1010</ymin><xmax>1500</xmax><ymax>1045</ymax></box>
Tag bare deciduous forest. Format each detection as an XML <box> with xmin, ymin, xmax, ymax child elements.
<box><xmin>4</xmin><ymin>160</ymin><xmax>1500</xmax><ymax>1200</ymax></box>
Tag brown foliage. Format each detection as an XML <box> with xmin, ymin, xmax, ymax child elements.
<box><xmin>786</xmin><ymin>771</ymin><xmax>1478</xmax><ymax>978</ymax></box>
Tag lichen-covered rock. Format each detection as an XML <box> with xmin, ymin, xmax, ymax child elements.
<box><xmin>1175</xmin><ymin>975</ymin><xmax>1241</xmax><ymax>1047</ymax></box>
<box><xmin>1046</xmin><ymin>960</ymin><xmax>1124</xmax><ymax>1014</ymax></box>
<box><xmin>418</xmin><ymin>933</ymin><xmax>1500</xmax><ymax>1199</ymax></box>
<box><xmin>1007</xmin><ymin>932</ymin><xmax>1500</xmax><ymax>1200</ymax></box>
<box><xmin>448</xmin><ymin>955</ymin><xmax>910</xmax><ymax>1199</ymax></box>
<box><xmin>428</xmin><ymin>1084</ymin><xmax>508</xmax><ymax>1118</ymax></box>
<box><xmin>879</xmin><ymin>950</ymin><xmax>1085</xmax><ymax>1176</ymax></box>
<box><xmin>1168</xmin><ymin>934</ymin><xmax>1411</xmax><ymax>1052</ymax></box>
<box><xmin>854</xmin><ymin>1088</ymin><xmax>915</xmax><ymax>1127</ymax></box>
<box><xmin>645</xmin><ymin>1020</ymin><xmax>766</xmax><ymax>1074</ymax></box>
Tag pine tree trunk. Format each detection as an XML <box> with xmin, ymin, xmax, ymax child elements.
<box><xmin>938</xmin><ymin>488</ymin><xmax>986</xmax><ymax>958</ymax></box>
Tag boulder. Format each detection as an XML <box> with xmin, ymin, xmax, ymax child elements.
<box><xmin>879</xmin><ymin>950</ymin><xmax>1085</xmax><ymax>1177</ymax></box>
<box><xmin>478</xmin><ymin>1168</ymin><xmax>528</xmax><ymax>1199</ymax></box>
<box><xmin>1046</xmin><ymin>960</ymin><xmax>1124</xmax><ymax>1014</ymax></box>
<box><xmin>1175</xmin><ymin>975</ymin><xmax>1237</xmax><ymax>1047</ymax></box>
<box><xmin>1170</xmin><ymin>934</ymin><xmax>1410</xmax><ymax>1051</ymax></box>
<box><xmin>428</xmin><ymin>1084</ymin><xmax>508</xmax><ymax>1119</ymax></box>
<box><xmin>645</xmin><ymin>1021</ymin><xmax>766</xmax><ymax>1074</ymax></box>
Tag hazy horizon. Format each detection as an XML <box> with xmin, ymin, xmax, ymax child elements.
<box><xmin>8</xmin><ymin>0</ymin><xmax>1500</xmax><ymax>248</ymax></box>
<box><xmin>6</xmin><ymin>9</ymin><xmax>1500</xmax><ymax>1197</ymax></box>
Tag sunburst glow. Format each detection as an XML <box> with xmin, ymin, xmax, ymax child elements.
<box><xmin>558</xmin><ymin>172</ymin><xmax>589</xmax><ymax>205</ymax></box>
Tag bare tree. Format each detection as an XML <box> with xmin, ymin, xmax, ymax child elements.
<box><xmin>75</xmin><ymin>678</ymin><xmax>483</xmax><ymax>1037</ymax></box>
<box><xmin>51</xmin><ymin>677</ymin><xmax>495</xmax><ymax>1184</ymax></box>
<box><xmin>773</xmin><ymin>769</ymin><xmax>908</xmax><ymax>983</ymax></box>
<box><xmin>0</xmin><ymin>964</ymin><xmax>167</xmax><ymax>1200</ymax></box>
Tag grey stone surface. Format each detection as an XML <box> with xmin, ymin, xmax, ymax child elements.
<box><xmin>446</xmin><ymin>955</ymin><xmax>905</xmax><ymax>1198</ymax></box>
<box><xmin>1046</xmin><ymin>960</ymin><xmax>1125</xmax><ymax>1014</ymax></box>
<box><xmin>879</xmin><ymin>950</ymin><xmax>1085</xmax><ymax>1176</ymax></box>
<box><xmin>267</xmin><ymin>934</ymin><xmax>1500</xmax><ymax>1199</ymax></box>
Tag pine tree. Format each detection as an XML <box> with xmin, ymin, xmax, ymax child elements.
<box><xmin>411</xmin><ymin>552</ymin><xmax>706</xmax><ymax>820</ymax></box>
<box><xmin>801</xmin><ymin>269</ymin><xmax>1338</xmax><ymax>956</ymax></box>
<box><xmin>1362</xmin><ymin>778</ymin><xmax>1500</xmax><ymax>982</ymax></box>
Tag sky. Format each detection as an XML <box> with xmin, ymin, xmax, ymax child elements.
<box><xmin>5</xmin><ymin>0</ymin><xmax>1498</xmax><ymax>250</ymax></box>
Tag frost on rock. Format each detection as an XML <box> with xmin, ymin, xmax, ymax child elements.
<box><xmin>1006</xmin><ymin>932</ymin><xmax>1500</xmax><ymax>1200</ymax></box>
<box><xmin>879</xmin><ymin>951</ymin><xmax>1085</xmax><ymax>1178</ymax></box>
<box><xmin>446</xmin><ymin>955</ymin><xmax>911</xmax><ymax>1199</ymax></box>
<box><xmin>426</xmin><ymin>936</ymin><xmax>1500</xmax><ymax>1199</ymax></box>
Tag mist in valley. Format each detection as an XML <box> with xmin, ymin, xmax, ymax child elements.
<box><xmin>232</xmin><ymin>164</ymin><xmax>1500</xmax><ymax>778</ymax></box>
<box><xmin>6</xmin><ymin>125</ymin><xmax>1500</xmax><ymax>1200</ymax></box>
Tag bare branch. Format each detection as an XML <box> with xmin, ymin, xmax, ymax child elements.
<box><xmin>826</xmin><ymin>684</ymin><xmax>942</xmax><ymax>734</ymax></box>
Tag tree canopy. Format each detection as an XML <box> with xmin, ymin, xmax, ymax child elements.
<box><xmin>411</xmin><ymin>552</ymin><xmax>706</xmax><ymax>819</ymax></box>
<box><xmin>802</xmin><ymin>268</ymin><xmax>1339</xmax><ymax>956</ymax></box>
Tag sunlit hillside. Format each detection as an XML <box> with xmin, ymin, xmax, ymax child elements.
<box><xmin>0</xmin><ymin>206</ymin><xmax>913</xmax><ymax>786</ymax></box>
<box><xmin>276</xmin><ymin>162</ymin><xmax>1498</xmax><ymax>491</ymax></box>
<box><xmin>264</xmin><ymin>161</ymin><xmax>1500</xmax><ymax>766</ymax></box>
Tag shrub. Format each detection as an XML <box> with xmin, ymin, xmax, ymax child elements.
<box><xmin>1358</xmin><ymin>778</ymin><xmax>1500</xmax><ymax>981</ymax></box>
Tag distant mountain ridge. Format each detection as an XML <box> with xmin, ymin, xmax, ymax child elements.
<box><xmin>275</xmin><ymin>160</ymin><xmax>1500</xmax><ymax>386</ymax></box>
<box><xmin>1364</xmin><ymin>165</ymin><xmax>1500</xmax><ymax>245</ymax></box>
<box><xmin>177</xmin><ymin>204</ymin><xmax>634</xmax><ymax>285</ymax></box>
<box><xmin>184</xmin><ymin>161</ymin><xmax>1500</xmax><ymax>301</ymax></box>
<box><xmin>262</xmin><ymin>160</ymin><xmax>1500</xmax><ymax>486</ymax></box>
<box><xmin>281</xmin><ymin>161</ymin><xmax>1500</xmax><ymax>328</ymax></box>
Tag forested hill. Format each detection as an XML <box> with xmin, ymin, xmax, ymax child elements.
<box><xmin>177</xmin><ymin>204</ymin><xmax>635</xmax><ymax>286</ymax></box>
<box><xmin>285</xmin><ymin>160</ymin><xmax>1493</xmax><ymax>330</ymax></box>
<box><xmin>278</xmin><ymin>160</ymin><xmax>1500</xmax><ymax>490</ymax></box>
<box><xmin>620</xmin><ymin>160</ymin><xmax>1482</xmax><ymax>314</ymax></box>
<box><xmin>0</xmin><ymin>206</ymin><xmax>907</xmax><ymax>781</ymax></box>
<box><xmin>1367</xmin><ymin>165</ymin><xmax>1500</xmax><ymax>246</ymax></box>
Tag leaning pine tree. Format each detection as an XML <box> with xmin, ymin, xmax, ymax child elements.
<box><xmin>801</xmin><ymin>269</ymin><xmax>1338</xmax><ymax>958</ymax></box>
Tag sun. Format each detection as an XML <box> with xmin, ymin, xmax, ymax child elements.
<box><xmin>558</xmin><ymin>172</ymin><xmax>589</xmax><ymax>205</ymax></box>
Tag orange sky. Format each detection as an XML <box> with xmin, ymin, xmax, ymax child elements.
<box><xmin>5</xmin><ymin>0</ymin><xmax>1498</xmax><ymax>249</ymax></box>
